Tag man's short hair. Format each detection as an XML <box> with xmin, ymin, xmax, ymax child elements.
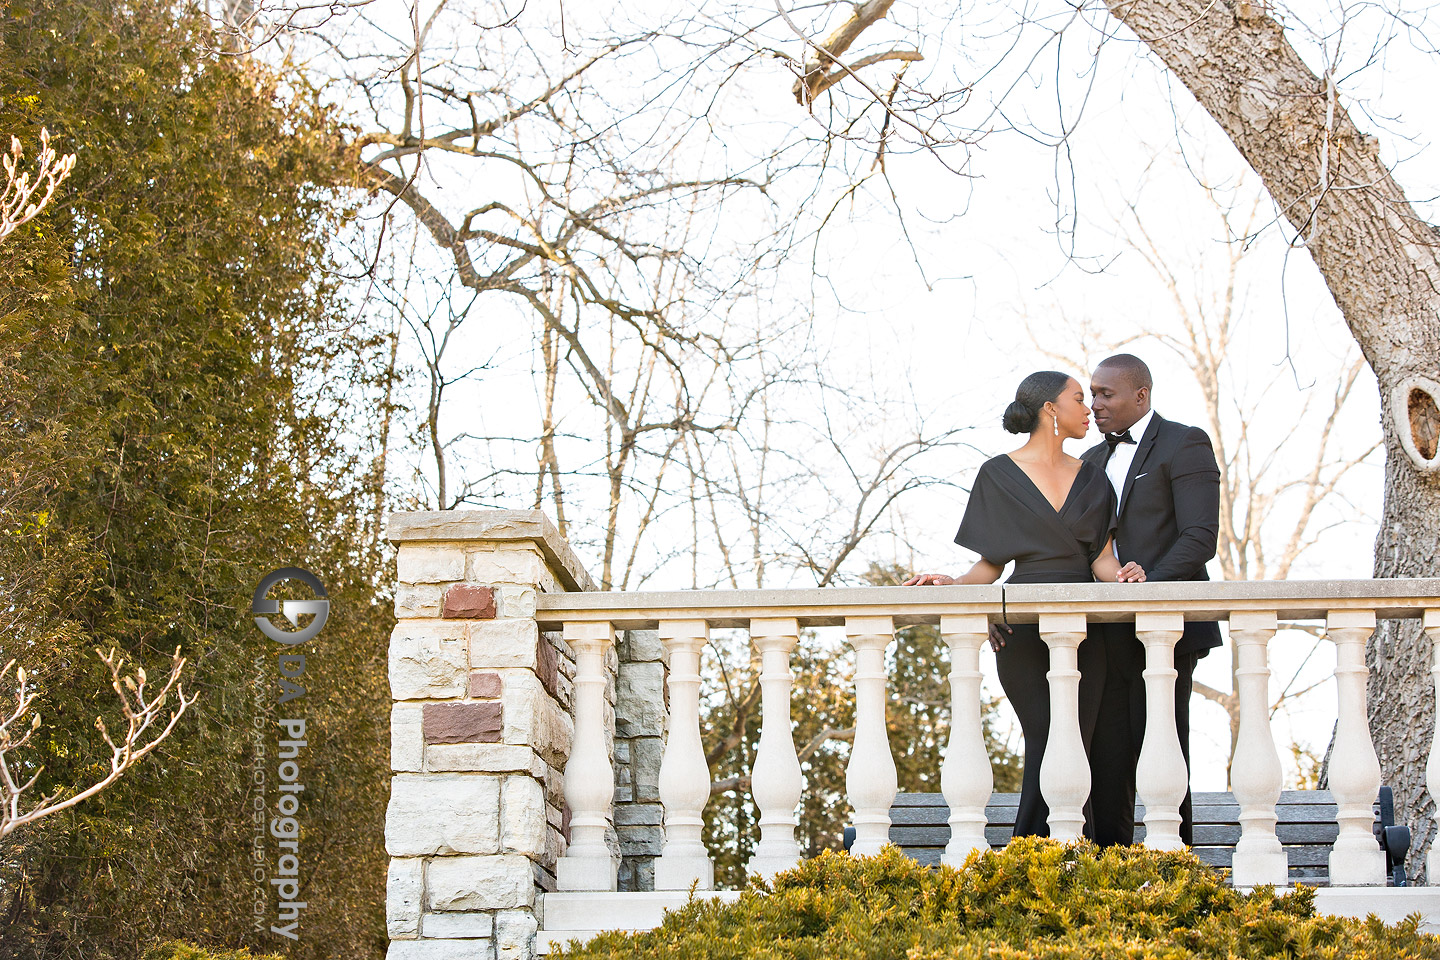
<box><xmin>1096</xmin><ymin>354</ymin><xmax>1153</xmax><ymax>391</ymax></box>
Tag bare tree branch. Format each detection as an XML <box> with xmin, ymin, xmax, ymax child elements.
<box><xmin>1</xmin><ymin>648</ymin><xmax>195</xmax><ymax>838</ymax></box>
<box><xmin>0</xmin><ymin>129</ymin><xmax>75</xmax><ymax>243</ymax></box>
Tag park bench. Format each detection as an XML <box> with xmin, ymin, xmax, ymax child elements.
<box><xmin>847</xmin><ymin>789</ymin><xmax>1410</xmax><ymax>886</ymax></box>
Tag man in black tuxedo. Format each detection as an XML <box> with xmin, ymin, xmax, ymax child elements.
<box><xmin>1082</xmin><ymin>354</ymin><xmax>1222</xmax><ymax>847</ymax></box>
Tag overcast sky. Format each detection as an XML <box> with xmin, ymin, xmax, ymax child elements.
<box><xmin>331</xmin><ymin>0</ymin><xmax>1439</xmax><ymax>791</ymax></box>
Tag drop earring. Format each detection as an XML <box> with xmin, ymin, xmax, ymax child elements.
<box><xmin>1053</xmin><ymin>416</ymin><xmax>1059</xmax><ymax>436</ymax></box>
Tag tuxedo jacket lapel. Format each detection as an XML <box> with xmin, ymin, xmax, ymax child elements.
<box><xmin>1118</xmin><ymin>414</ymin><xmax>1163</xmax><ymax>514</ymax></box>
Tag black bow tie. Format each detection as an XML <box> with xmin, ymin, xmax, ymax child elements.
<box><xmin>1105</xmin><ymin>430</ymin><xmax>1136</xmax><ymax>449</ymax></box>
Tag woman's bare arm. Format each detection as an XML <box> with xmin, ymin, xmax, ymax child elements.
<box><xmin>1093</xmin><ymin>538</ymin><xmax>1145</xmax><ymax>582</ymax></box>
<box><xmin>903</xmin><ymin>558</ymin><xmax>1004</xmax><ymax>586</ymax></box>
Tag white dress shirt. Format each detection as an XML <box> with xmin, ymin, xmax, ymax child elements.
<box><xmin>1104</xmin><ymin>408</ymin><xmax>1155</xmax><ymax>500</ymax></box>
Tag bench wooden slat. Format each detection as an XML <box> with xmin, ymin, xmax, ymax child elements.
<box><xmin>893</xmin><ymin>790</ymin><xmax>1340</xmax><ymax>808</ymax></box>
<box><xmin>901</xmin><ymin>804</ymin><xmax>1352</xmax><ymax>828</ymax></box>
<box><xmin>890</xmin><ymin>823</ymin><xmax>1341</xmax><ymax>849</ymax></box>
<box><xmin>1194</xmin><ymin>823</ymin><xmax>1339</xmax><ymax>845</ymax></box>
<box><xmin>1187</xmin><ymin>808</ymin><xmax>1347</xmax><ymax>824</ymax></box>
<box><xmin>1192</xmin><ymin>847</ymin><xmax>1333</xmax><ymax>868</ymax></box>
<box><xmin>896</xmin><ymin>844</ymin><xmax>1340</xmax><ymax>871</ymax></box>
<box><xmin>877</xmin><ymin>791</ymin><xmax>1362</xmax><ymax>885</ymax></box>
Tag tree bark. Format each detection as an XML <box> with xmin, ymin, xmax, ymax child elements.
<box><xmin>1102</xmin><ymin>0</ymin><xmax>1440</xmax><ymax>873</ymax></box>
<box><xmin>790</xmin><ymin>0</ymin><xmax>906</xmax><ymax>103</ymax></box>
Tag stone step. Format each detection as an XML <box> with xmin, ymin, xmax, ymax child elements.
<box><xmin>541</xmin><ymin>890</ymin><xmax>741</xmax><ymax>931</ymax></box>
<box><xmin>1315</xmin><ymin>887</ymin><xmax>1440</xmax><ymax>934</ymax></box>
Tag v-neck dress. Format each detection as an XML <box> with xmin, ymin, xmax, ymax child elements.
<box><xmin>952</xmin><ymin>455</ymin><xmax>1117</xmax><ymax>839</ymax></box>
<box><xmin>955</xmin><ymin>455</ymin><xmax>1116</xmax><ymax>584</ymax></box>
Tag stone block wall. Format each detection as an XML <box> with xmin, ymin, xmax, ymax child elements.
<box><xmin>386</xmin><ymin>512</ymin><xmax>594</xmax><ymax>959</ymax></box>
<box><xmin>614</xmin><ymin>629</ymin><xmax>668</xmax><ymax>891</ymax></box>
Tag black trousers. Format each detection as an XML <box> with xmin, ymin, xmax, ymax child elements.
<box><xmin>994</xmin><ymin>622</ymin><xmax>1106</xmax><ymax>838</ymax></box>
<box><xmin>1087</xmin><ymin>625</ymin><xmax>1199</xmax><ymax>847</ymax></box>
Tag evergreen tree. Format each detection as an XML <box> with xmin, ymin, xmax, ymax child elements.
<box><xmin>0</xmin><ymin>3</ymin><xmax>391</xmax><ymax>957</ymax></box>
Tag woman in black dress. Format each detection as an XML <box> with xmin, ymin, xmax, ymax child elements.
<box><xmin>904</xmin><ymin>371</ymin><xmax>1144</xmax><ymax>838</ymax></box>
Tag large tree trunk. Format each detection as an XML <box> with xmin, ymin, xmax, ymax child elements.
<box><xmin>1101</xmin><ymin>0</ymin><xmax>1440</xmax><ymax>873</ymax></box>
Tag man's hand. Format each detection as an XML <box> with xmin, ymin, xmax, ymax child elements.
<box><xmin>1116</xmin><ymin>562</ymin><xmax>1146</xmax><ymax>583</ymax></box>
<box><xmin>902</xmin><ymin>573</ymin><xmax>957</xmax><ymax>586</ymax></box>
<box><xmin>988</xmin><ymin>622</ymin><xmax>1013</xmax><ymax>651</ymax></box>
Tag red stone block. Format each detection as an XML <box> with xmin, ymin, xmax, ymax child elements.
<box><xmin>423</xmin><ymin>702</ymin><xmax>502</xmax><ymax>744</ymax></box>
<box><xmin>468</xmin><ymin>671</ymin><xmax>502</xmax><ymax>699</ymax></box>
<box><xmin>537</xmin><ymin>634</ymin><xmax>559</xmax><ymax>700</ymax></box>
<box><xmin>443</xmin><ymin>584</ymin><xmax>496</xmax><ymax>619</ymax></box>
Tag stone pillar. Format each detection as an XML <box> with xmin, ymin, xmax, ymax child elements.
<box><xmin>844</xmin><ymin>616</ymin><xmax>898</xmax><ymax>857</ymax></box>
<box><xmin>1327</xmin><ymin>608</ymin><xmax>1385</xmax><ymax>886</ymax></box>
<box><xmin>1426</xmin><ymin>609</ymin><xmax>1440</xmax><ymax>885</ymax></box>
<box><xmin>653</xmin><ymin>621</ymin><xmax>711</xmax><ymax>891</ymax></box>
<box><xmin>1038</xmin><ymin>612</ymin><xmax>1090</xmax><ymax>842</ymax></box>
<box><xmin>745</xmin><ymin>619</ymin><xmax>804</xmax><ymax>880</ymax></box>
<box><xmin>556</xmin><ymin>622</ymin><xmax>618</xmax><ymax>891</ymax></box>
<box><xmin>386</xmin><ymin>511</ymin><xmax>593</xmax><ymax>960</ymax></box>
<box><xmin>1229</xmin><ymin>611</ymin><xmax>1288</xmax><ymax>888</ymax></box>
<box><xmin>1134</xmin><ymin>612</ymin><xmax>1187</xmax><ymax>852</ymax></box>
<box><xmin>940</xmin><ymin>614</ymin><xmax>992</xmax><ymax>867</ymax></box>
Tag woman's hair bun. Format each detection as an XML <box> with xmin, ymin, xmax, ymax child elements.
<box><xmin>1002</xmin><ymin>399</ymin><xmax>1037</xmax><ymax>434</ymax></box>
<box><xmin>1002</xmin><ymin>370</ymin><xmax>1073</xmax><ymax>435</ymax></box>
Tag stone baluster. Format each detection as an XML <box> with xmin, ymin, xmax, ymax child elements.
<box><xmin>1038</xmin><ymin>613</ymin><xmax>1090</xmax><ymax>841</ymax></box>
<box><xmin>557</xmin><ymin>621</ymin><xmax>618</xmax><ymax>891</ymax></box>
<box><xmin>940</xmin><ymin>614</ymin><xmax>992</xmax><ymax>866</ymax></box>
<box><xmin>1229</xmin><ymin>611</ymin><xmax>1288</xmax><ymax>887</ymax></box>
<box><xmin>1326</xmin><ymin>609</ymin><xmax>1385</xmax><ymax>886</ymax></box>
<box><xmin>845</xmin><ymin>616</ymin><xmax>898</xmax><ymax>857</ymax></box>
<box><xmin>746</xmin><ymin>618</ymin><xmax>805</xmax><ymax>879</ymax></box>
<box><xmin>1425</xmin><ymin>609</ymin><xmax>1440</xmax><ymax>885</ymax></box>
<box><xmin>653</xmin><ymin>620</ymin><xmax>713</xmax><ymax>890</ymax></box>
<box><xmin>1134</xmin><ymin>612</ymin><xmax>1188</xmax><ymax>851</ymax></box>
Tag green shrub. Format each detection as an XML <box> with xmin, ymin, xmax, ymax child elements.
<box><xmin>142</xmin><ymin>944</ymin><xmax>283</xmax><ymax>960</ymax></box>
<box><xmin>556</xmin><ymin>839</ymin><xmax>1440</xmax><ymax>959</ymax></box>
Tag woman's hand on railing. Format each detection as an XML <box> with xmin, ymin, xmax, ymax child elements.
<box><xmin>903</xmin><ymin>573</ymin><xmax>957</xmax><ymax>586</ymax></box>
<box><xmin>1092</xmin><ymin>539</ymin><xmax>1145</xmax><ymax>583</ymax></box>
<box><xmin>1117</xmin><ymin>562</ymin><xmax>1146</xmax><ymax>583</ymax></box>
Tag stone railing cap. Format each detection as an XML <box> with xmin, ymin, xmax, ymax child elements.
<box><xmin>533</xmin><ymin>578</ymin><xmax>1440</xmax><ymax>628</ymax></box>
<box><xmin>387</xmin><ymin>509</ymin><xmax>596</xmax><ymax>592</ymax></box>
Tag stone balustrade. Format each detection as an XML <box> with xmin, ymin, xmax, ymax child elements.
<box><xmin>384</xmin><ymin>509</ymin><xmax>1440</xmax><ymax>960</ymax></box>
